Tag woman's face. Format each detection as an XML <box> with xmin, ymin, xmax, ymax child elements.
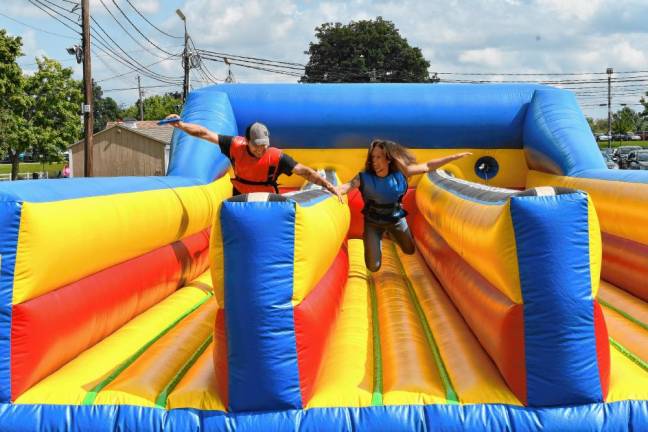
<box><xmin>371</xmin><ymin>145</ymin><xmax>390</xmax><ymax>177</ymax></box>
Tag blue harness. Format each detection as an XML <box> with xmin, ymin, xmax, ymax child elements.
<box><xmin>359</xmin><ymin>171</ymin><xmax>408</xmax><ymax>223</ymax></box>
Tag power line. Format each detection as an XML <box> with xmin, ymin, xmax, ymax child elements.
<box><xmin>90</xmin><ymin>16</ymin><xmax>182</xmax><ymax>84</ymax></box>
<box><xmin>40</xmin><ymin>0</ymin><xmax>80</xmax><ymax>16</ymax></box>
<box><xmin>110</xmin><ymin>0</ymin><xmax>179</xmax><ymax>56</ymax></box>
<box><xmin>97</xmin><ymin>54</ymin><xmax>178</xmax><ymax>83</ymax></box>
<box><xmin>102</xmin><ymin>84</ymin><xmax>179</xmax><ymax>92</ymax></box>
<box><xmin>91</xmin><ymin>36</ymin><xmax>181</xmax><ymax>85</ymax></box>
<box><xmin>0</xmin><ymin>11</ymin><xmax>77</xmax><ymax>39</ymax></box>
<box><xmin>124</xmin><ymin>0</ymin><xmax>182</xmax><ymax>39</ymax></box>
<box><xmin>31</xmin><ymin>0</ymin><xmax>79</xmax><ymax>27</ymax></box>
<box><xmin>27</xmin><ymin>0</ymin><xmax>81</xmax><ymax>35</ymax></box>
<box><xmin>97</xmin><ymin>0</ymin><xmax>179</xmax><ymax>60</ymax></box>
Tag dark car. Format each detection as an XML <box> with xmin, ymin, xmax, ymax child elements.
<box><xmin>627</xmin><ymin>150</ymin><xmax>648</xmax><ymax>170</ymax></box>
<box><xmin>614</xmin><ymin>146</ymin><xmax>643</xmax><ymax>168</ymax></box>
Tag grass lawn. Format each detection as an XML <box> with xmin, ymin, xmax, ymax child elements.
<box><xmin>0</xmin><ymin>162</ymin><xmax>65</xmax><ymax>178</ymax></box>
<box><xmin>597</xmin><ymin>141</ymin><xmax>648</xmax><ymax>149</ymax></box>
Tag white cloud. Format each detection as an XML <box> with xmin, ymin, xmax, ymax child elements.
<box><xmin>458</xmin><ymin>48</ymin><xmax>507</xmax><ymax>67</ymax></box>
<box><xmin>5</xmin><ymin>0</ymin><xmax>647</xmax><ymax>116</ymax></box>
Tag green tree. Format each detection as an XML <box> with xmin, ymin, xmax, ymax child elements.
<box><xmin>640</xmin><ymin>92</ymin><xmax>648</xmax><ymax>131</ymax></box>
<box><xmin>24</xmin><ymin>57</ymin><xmax>83</xmax><ymax>170</ymax></box>
<box><xmin>0</xmin><ymin>29</ymin><xmax>34</xmax><ymax>180</ymax></box>
<box><xmin>119</xmin><ymin>93</ymin><xmax>182</xmax><ymax>121</ymax></box>
<box><xmin>611</xmin><ymin>106</ymin><xmax>639</xmax><ymax>134</ymax></box>
<box><xmin>301</xmin><ymin>17</ymin><xmax>431</xmax><ymax>83</ymax></box>
<box><xmin>92</xmin><ymin>81</ymin><xmax>119</xmax><ymax>133</ymax></box>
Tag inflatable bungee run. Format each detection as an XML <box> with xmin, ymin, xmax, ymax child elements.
<box><xmin>0</xmin><ymin>84</ymin><xmax>646</xmax><ymax>431</ymax></box>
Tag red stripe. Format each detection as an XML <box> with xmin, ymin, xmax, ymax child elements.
<box><xmin>601</xmin><ymin>232</ymin><xmax>648</xmax><ymax>302</ymax></box>
<box><xmin>413</xmin><ymin>214</ymin><xmax>528</xmax><ymax>405</ymax></box>
<box><xmin>10</xmin><ymin>230</ymin><xmax>211</xmax><ymax>401</ymax></box>
<box><xmin>593</xmin><ymin>301</ymin><xmax>610</xmax><ymax>400</ymax></box>
<box><xmin>293</xmin><ymin>246</ymin><xmax>349</xmax><ymax>406</ymax></box>
<box><xmin>213</xmin><ymin>308</ymin><xmax>228</xmax><ymax>409</ymax></box>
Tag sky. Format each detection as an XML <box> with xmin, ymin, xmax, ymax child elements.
<box><xmin>2</xmin><ymin>0</ymin><xmax>648</xmax><ymax>120</ymax></box>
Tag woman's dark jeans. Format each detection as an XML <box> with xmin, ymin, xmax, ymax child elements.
<box><xmin>363</xmin><ymin>217</ymin><xmax>415</xmax><ymax>272</ymax></box>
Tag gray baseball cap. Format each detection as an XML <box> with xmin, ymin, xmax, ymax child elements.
<box><xmin>248</xmin><ymin>122</ymin><xmax>270</xmax><ymax>146</ymax></box>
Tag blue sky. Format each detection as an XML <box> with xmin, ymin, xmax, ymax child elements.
<box><xmin>2</xmin><ymin>0</ymin><xmax>648</xmax><ymax>120</ymax></box>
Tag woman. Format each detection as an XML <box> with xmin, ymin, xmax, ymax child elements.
<box><xmin>336</xmin><ymin>139</ymin><xmax>470</xmax><ymax>272</ymax></box>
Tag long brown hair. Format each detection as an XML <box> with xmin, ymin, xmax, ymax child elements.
<box><xmin>364</xmin><ymin>139</ymin><xmax>417</xmax><ymax>175</ymax></box>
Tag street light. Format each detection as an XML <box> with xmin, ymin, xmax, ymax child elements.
<box><xmin>176</xmin><ymin>9</ymin><xmax>189</xmax><ymax>102</ymax></box>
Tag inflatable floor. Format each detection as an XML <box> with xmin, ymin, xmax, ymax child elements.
<box><xmin>0</xmin><ymin>84</ymin><xmax>646</xmax><ymax>431</ymax></box>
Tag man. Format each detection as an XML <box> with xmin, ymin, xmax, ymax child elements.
<box><xmin>166</xmin><ymin>114</ymin><xmax>340</xmax><ymax>199</ymax></box>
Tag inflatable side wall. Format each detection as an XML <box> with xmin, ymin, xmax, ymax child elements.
<box><xmin>210</xmin><ymin>187</ymin><xmax>349</xmax><ymax>411</ymax></box>
<box><xmin>0</xmin><ymin>176</ymin><xmax>230</xmax><ymax>402</ymax></box>
<box><xmin>414</xmin><ymin>171</ymin><xmax>609</xmax><ymax>406</ymax></box>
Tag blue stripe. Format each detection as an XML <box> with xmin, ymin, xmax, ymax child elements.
<box><xmin>0</xmin><ymin>199</ymin><xmax>22</xmax><ymax>402</ymax></box>
<box><xmin>0</xmin><ymin>400</ymin><xmax>645</xmax><ymax>431</ymax></box>
<box><xmin>0</xmin><ymin>176</ymin><xmax>212</xmax><ymax>203</ymax></box>
<box><xmin>511</xmin><ymin>192</ymin><xmax>602</xmax><ymax>406</ymax></box>
<box><xmin>221</xmin><ymin>200</ymin><xmax>301</xmax><ymax>411</ymax></box>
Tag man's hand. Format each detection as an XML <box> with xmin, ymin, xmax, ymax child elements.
<box><xmin>326</xmin><ymin>182</ymin><xmax>344</xmax><ymax>203</ymax></box>
<box><xmin>165</xmin><ymin>114</ymin><xmax>182</xmax><ymax>128</ymax></box>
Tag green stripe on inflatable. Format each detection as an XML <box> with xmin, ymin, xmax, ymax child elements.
<box><xmin>82</xmin><ymin>292</ymin><xmax>213</xmax><ymax>405</ymax></box>
<box><xmin>599</xmin><ymin>299</ymin><xmax>648</xmax><ymax>333</ymax></box>
<box><xmin>609</xmin><ymin>337</ymin><xmax>648</xmax><ymax>373</ymax></box>
<box><xmin>367</xmin><ymin>271</ymin><xmax>383</xmax><ymax>406</ymax></box>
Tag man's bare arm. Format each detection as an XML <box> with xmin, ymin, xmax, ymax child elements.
<box><xmin>293</xmin><ymin>164</ymin><xmax>343</xmax><ymax>201</ymax></box>
<box><xmin>165</xmin><ymin>114</ymin><xmax>220</xmax><ymax>145</ymax></box>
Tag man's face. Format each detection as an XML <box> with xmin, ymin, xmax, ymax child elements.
<box><xmin>248</xmin><ymin>142</ymin><xmax>269</xmax><ymax>158</ymax></box>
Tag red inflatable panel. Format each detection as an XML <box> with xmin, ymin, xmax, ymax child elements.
<box><xmin>413</xmin><ymin>214</ymin><xmax>528</xmax><ymax>405</ymax></box>
<box><xmin>294</xmin><ymin>246</ymin><xmax>349</xmax><ymax>406</ymax></box>
<box><xmin>601</xmin><ymin>232</ymin><xmax>648</xmax><ymax>302</ymax></box>
<box><xmin>10</xmin><ymin>229</ymin><xmax>211</xmax><ymax>401</ymax></box>
<box><xmin>593</xmin><ymin>301</ymin><xmax>610</xmax><ymax>400</ymax></box>
<box><xmin>213</xmin><ymin>308</ymin><xmax>229</xmax><ymax>409</ymax></box>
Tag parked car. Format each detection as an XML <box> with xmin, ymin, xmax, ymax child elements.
<box><xmin>628</xmin><ymin>133</ymin><xmax>642</xmax><ymax>141</ymax></box>
<box><xmin>600</xmin><ymin>150</ymin><xmax>619</xmax><ymax>169</ymax></box>
<box><xmin>612</xmin><ymin>133</ymin><xmax>628</xmax><ymax>141</ymax></box>
<box><xmin>614</xmin><ymin>145</ymin><xmax>643</xmax><ymax>169</ymax></box>
<box><xmin>627</xmin><ymin>150</ymin><xmax>648</xmax><ymax>170</ymax></box>
<box><xmin>597</xmin><ymin>134</ymin><xmax>611</xmax><ymax>141</ymax></box>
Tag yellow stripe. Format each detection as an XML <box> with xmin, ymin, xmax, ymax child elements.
<box><xmin>606</xmin><ymin>346</ymin><xmax>648</xmax><ymax>402</ymax></box>
<box><xmin>13</xmin><ymin>177</ymin><xmax>231</xmax><ymax>305</ymax></box>
<box><xmin>526</xmin><ymin>170</ymin><xmax>648</xmax><ymax>245</ymax></box>
<box><xmin>210</xmin><ymin>213</ymin><xmax>225</xmax><ymax>309</ymax></box>
<box><xmin>587</xmin><ymin>196</ymin><xmax>602</xmax><ymax>298</ymax></box>
<box><xmin>292</xmin><ymin>196</ymin><xmax>349</xmax><ymax>304</ymax></box>
<box><xmin>93</xmin><ymin>299</ymin><xmax>216</xmax><ymax>407</ymax></box>
<box><xmin>280</xmin><ymin>148</ymin><xmax>527</xmax><ymax>188</ymax></box>
<box><xmin>376</xmin><ymin>246</ymin><xmax>446</xmax><ymax>405</ymax></box>
<box><xmin>416</xmin><ymin>172</ymin><xmax>522</xmax><ymax>303</ymax></box>
<box><xmin>396</xmin><ymin>249</ymin><xmax>521</xmax><ymax>405</ymax></box>
<box><xmin>15</xmin><ymin>273</ymin><xmax>213</xmax><ymax>405</ymax></box>
<box><xmin>166</xmin><ymin>341</ymin><xmax>226</xmax><ymax>411</ymax></box>
<box><xmin>307</xmin><ymin>240</ymin><xmax>373</xmax><ymax>408</ymax></box>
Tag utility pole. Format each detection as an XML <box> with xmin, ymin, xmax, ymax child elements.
<box><xmin>82</xmin><ymin>0</ymin><xmax>93</xmax><ymax>176</ymax></box>
<box><xmin>607</xmin><ymin>67</ymin><xmax>613</xmax><ymax>150</ymax></box>
<box><xmin>176</xmin><ymin>9</ymin><xmax>189</xmax><ymax>102</ymax></box>
<box><xmin>137</xmin><ymin>75</ymin><xmax>144</xmax><ymax>121</ymax></box>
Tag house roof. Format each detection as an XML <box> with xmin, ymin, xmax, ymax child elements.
<box><xmin>69</xmin><ymin>121</ymin><xmax>173</xmax><ymax>148</ymax></box>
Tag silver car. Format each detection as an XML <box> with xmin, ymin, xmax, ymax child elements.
<box><xmin>628</xmin><ymin>150</ymin><xmax>648</xmax><ymax>170</ymax></box>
